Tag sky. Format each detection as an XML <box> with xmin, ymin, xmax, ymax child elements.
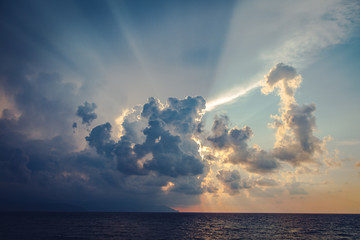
<box><xmin>0</xmin><ymin>0</ymin><xmax>360</xmax><ymax>213</ymax></box>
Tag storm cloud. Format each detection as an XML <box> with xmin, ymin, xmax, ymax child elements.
<box><xmin>86</xmin><ymin>96</ymin><xmax>206</xmax><ymax>178</ymax></box>
<box><xmin>0</xmin><ymin>61</ymin><xmax>332</xmax><ymax>211</ymax></box>
<box><xmin>76</xmin><ymin>102</ymin><xmax>97</xmax><ymax>126</ymax></box>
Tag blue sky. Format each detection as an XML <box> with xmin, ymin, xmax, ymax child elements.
<box><xmin>0</xmin><ymin>0</ymin><xmax>359</xmax><ymax>212</ymax></box>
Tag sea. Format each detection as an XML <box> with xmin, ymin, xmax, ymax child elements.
<box><xmin>0</xmin><ymin>212</ymin><xmax>359</xmax><ymax>239</ymax></box>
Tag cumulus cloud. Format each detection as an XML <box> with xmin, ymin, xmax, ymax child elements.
<box><xmin>197</xmin><ymin>63</ymin><xmax>333</xmax><ymax>202</ymax></box>
<box><xmin>271</xmin><ymin>103</ymin><xmax>323</xmax><ymax>165</ymax></box>
<box><xmin>207</xmin><ymin>115</ymin><xmax>252</xmax><ymax>152</ymax></box>
<box><xmin>202</xmin><ymin>63</ymin><xmax>331</xmax><ymax>176</ymax></box>
<box><xmin>262</xmin><ymin>63</ymin><xmax>302</xmax><ymax>107</ymax></box>
<box><xmin>85</xmin><ymin>122</ymin><xmax>114</xmax><ymax>157</ymax></box>
<box><xmin>206</xmin><ymin>115</ymin><xmax>279</xmax><ymax>173</ymax></box>
<box><xmin>244</xmin><ymin>149</ymin><xmax>280</xmax><ymax>174</ymax></box>
<box><xmin>262</xmin><ymin>63</ymin><xmax>326</xmax><ymax>165</ymax></box>
<box><xmin>76</xmin><ymin>102</ymin><xmax>97</xmax><ymax>125</ymax></box>
<box><xmin>216</xmin><ymin>169</ymin><xmax>250</xmax><ymax>195</ymax></box>
<box><xmin>86</xmin><ymin>96</ymin><xmax>206</xmax><ymax>192</ymax></box>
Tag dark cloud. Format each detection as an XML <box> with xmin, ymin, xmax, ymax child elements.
<box><xmin>142</xmin><ymin>128</ymin><xmax>204</xmax><ymax>177</ymax></box>
<box><xmin>137</xmin><ymin>96</ymin><xmax>206</xmax><ymax>173</ymax></box>
<box><xmin>86</xmin><ymin>96</ymin><xmax>206</xmax><ymax>179</ymax></box>
<box><xmin>76</xmin><ymin>102</ymin><xmax>97</xmax><ymax>125</ymax></box>
<box><xmin>0</xmin><ymin>121</ymin><xmax>184</xmax><ymax>212</ymax></box>
<box><xmin>0</xmin><ymin>65</ymin><xmax>82</xmax><ymax>192</ymax></box>
<box><xmin>0</xmin><ymin>68</ymin><xmax>193</xmax><ymax>211</ymax></box>
<box><xmin>0</xmin><ymin>71</ymin><xmax>78</xmax><ymax>138</ymax></box>
<box><xmin>171</xmin><ymin>177</ymin><xmax>204</xmax><ymax>195</ymax></box>
<box><xmin>216</xmin><ymin>169</ymin><xmax>250</xmax><ymax>195</ymax></box>
<box><xmin>85</xmin><ymin>122</ymin><xmax>114</xmax><ymax>157</ymax></box>
<box><xmin>77</xmin><ymin>95</ymin><xmax>209</xmax><ymax>210</ymax></box>
<box><xmin>0</xmin><ymin>147</ymin><xmax>31</xmax><ymax>184</ymax></box>
<box><xmin>142</xmin><ymin>96</ymin><xmax>206</xmax><ymax>135</ymax></box>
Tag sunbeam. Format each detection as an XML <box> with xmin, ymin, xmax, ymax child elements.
<box><xmin>205</xmin><ymin>81</ymin><xmax>261</xmax><ymax>111</ymax></box>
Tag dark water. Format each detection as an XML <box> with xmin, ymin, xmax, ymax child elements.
<box><xmin>0</xmin><ymin>212</ymin><xmax>359</xmax><ymax>239</ymax></box>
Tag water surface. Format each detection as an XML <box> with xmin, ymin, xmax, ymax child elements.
<box><xmin>1</xmin><ymin>212</ymin><xmax>359</xmax><ymax>239</ymax></box>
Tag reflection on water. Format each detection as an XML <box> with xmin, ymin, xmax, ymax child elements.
<box><xmin>1</xmin><ymin>212</ymin><xmax>359</xmax><ymax>239</ymax></box>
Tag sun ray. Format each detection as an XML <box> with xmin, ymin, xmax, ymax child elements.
<box><xmin>205</xmin><ymin>81</ymin><xmax>261</xmax><ymax>111</ymax></box>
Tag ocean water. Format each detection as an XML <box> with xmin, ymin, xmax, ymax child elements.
<box><xmin>0</xmin><ymin>212</ymin><xmax>359</xmax><ymax>239</ymax></box>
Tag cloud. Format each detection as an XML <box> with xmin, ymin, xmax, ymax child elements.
<box><xmin>199</xmin><ymin>63</ymin><xmax>333</xmax><ymax>201</ymax></box>
<box><xmin>263</xmin><ymin>63</ymin><xmax>299</xmax><ymax>88</ymax></box>
<box><xmin>0</xmin><ymin>67</ymin><xmax>85</xmax><ymax>197</ymax></box>
<box><xmin>0</xmin><ymin>71</ymin><xmax>79</xmax><ymax>139</ymax></box>
<box><xmin>262</xmin><ymin>63</ymin><xmax>326</xmax><ymax>165</ymax></box>
<box><xmin>81</xmin><ymin>63</ymin><xmax>335</xmax><ymax>209</ymax></box>
<box><xmin>171</xmin><ymin>176</ymin><xmax>204</xmax><ymax>195</ymax></box>
<box><xmin>0</xmin><ymin>68</ymin><xmax>187</xmax><ymax>211</ymax></box>
<box><xmin>207</xmin><ymin>115</ymin><xmax>253</xmax><ymax>151</ymax></box>
<box><xmin>271</xmin><ymin>103</ymin><xmax>323</xmax><ymax>165</ymax></box>
<box><xmin>259</xmin><ymin>0</ymin><xmax>360</xmax><ymax>67</ymax></box>
<box><xmin>286</xmin><ymin>181</ymin><xmax>307</xmax><ymax>195</ymax></box>
<box><xmin>81</xmin><ymin>95</ymin><xmax>209</xmax><ymax>209</ymax></box>
<box><xmin>142</xmin><ymin>127</ymin><xmax>204</xmax><ymax>177</ymax></box>
<box><xmin>206</xmin><ymin>115</ymin><xmax>279</xmax><ymax>173</ymax></box>
<box><xmin>87</xmin><ymin>96</ymin><xmax>206</xmax><ymax>179</ymax></box>
<box><xmin>0</xmin><ymin>88</ymin><xmax>210</xmax><ymax>211</ymax></box>
<box><xmin>0</xmin><ymin>147</ymin><xmax>31</xmax><ymax>184</ymax></box>
<box><xmin>85</xmin><ymin>122</ymin><xmax>114</xmax><ymax>157</ymax></box>
<box><xmin>255</xmin><ymin>178</ymin><xmax>278</xmax><ymax>187</ymax></box>
<box><xmin>0</xmin><ymin>61</ymin><xmax>337</xmax><ymax>211</ymax></box>
<box><xmin>244</xmin><ymin>149</ymin><xmax>280</xmax><ymax>174</ymax></box>
<box><xmin>216</xmin><ymin>169</ymin><xmax>250</xmax><ymax>195</ymax></box>
<box><xmin>76</xmin><ymin>102</ymin><xmax>97</xmax><ymax>126</ymax></box>
<box><xmin>261</xmin><ymin>63</ymin><xmax>302</xmax><ymax>107</ymax></box>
